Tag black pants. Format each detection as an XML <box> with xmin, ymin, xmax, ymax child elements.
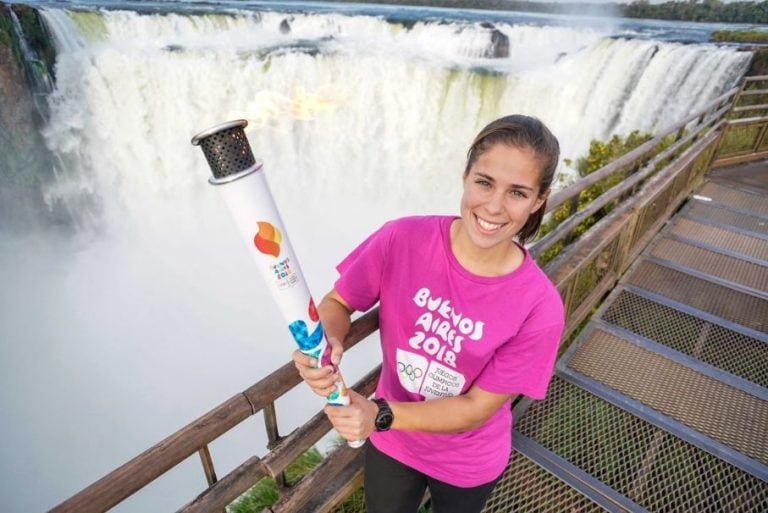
<box><xmin>364</xmin><ymin>442</ymin><xmax>500</xmax><ymax>513</ymax></box>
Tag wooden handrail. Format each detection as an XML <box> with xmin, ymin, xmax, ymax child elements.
<box><xmin>733</xmin><ymin>103</ymin><xmax>768</xmax><ymax>113</ymax></box>
<box><xmin>740</xmin><ymin>89</ymin><xmax>768</xmax><ymax>96</ymax></box>
<box><xmin>532</xmin><ymin>92</ymin><xmax>734</xmax><ymax>261</ymax></box>
<box><xmin>51</xmin><ymin>394</ymin><xmax>255</xmax><ymax>513</ymax></box>
<box><xmin>726</xmin><ymin>115</ymin><xmax>768</xmax><ymax>127</ymax></box>
<box><xmin>179</xmin><ymin>366</ymin><xmax>381</xmax><ymax>513</ymax></box>
<box><xmin>51</xmin><ymin>309</ymin><xmax>379</xmax><ymax>513</ymax></box>
<box><xmin>531</xmin><ymin>110</ymin><xmax>726</xmax><ymax>260</ymax></box>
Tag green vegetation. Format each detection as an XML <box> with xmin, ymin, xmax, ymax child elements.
<box><xmin>623</xmin><ymin>0</ymin><xmax>768</xmax><ymax>24</ymax></box>
<box><xmin>335</xmin><ymin>0</ymin><xmax>768</xmax><ymax>24</ymax></box>
<box><xmin>0</xmin><ymin>4</ymin><xmax>57</xmax><ymax>78</ymax></box>
<box><xmin>537</xmin><ymin>131</ymin><xmax>653</xmax><ymax>265</ymax></box>
<box><xmin>750</xmin><ymin>49</ymin><xmax>768</xmax><ymax>76</ymax></box>
<box><xmin>228</xmin><ymin>447</ymin><xmax>324</xmax><ymax>513</ymax></box>
<box><xmin>13</xmin><ymin>5</ymin><xmax>56</xmax><ymax>75</ymax></box>
<box><xmin>709</xmin><ymin>31</ymin><xmax>768</xmax><ymax>77</ymax></box>
<box><xmin>718</xmin><ymin>125</ymin><xmax>761</xmax><ymax>155</ymax></box>
<box><xmin>228</xmin><ymin>443</ymin><xmax>433</xmax><ymax>513</ymax></box>
<box><xmin>70</xmin><ymin>10</ymin><xmax>109</xmax><ymax>42</ymax></box>
<box><xmin>0</xmin><ymin>8</ymin><xmax>24</xmax><ymax>66</ymax></box>
<box><xmin>227</xmin><ymin>440</ymin><xmax>431</xmax><ymax>513</ymax></box>
<box><xmin>0</xmin><ymin>9</ymin><xmax>13</xmax><ymax>48</ymax></box>
<box><xmin>711</xmin><ymin>30</ymin><xmax>768</xmax><ymax>44</ymax></box>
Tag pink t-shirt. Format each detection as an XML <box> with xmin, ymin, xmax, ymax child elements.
<box><xmin>335</xmin><ymin>216</ymin><xmax>564</xmax><ymax>487</ymax></box>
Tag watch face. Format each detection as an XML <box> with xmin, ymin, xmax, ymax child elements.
<box><xmin>375</xmin><ymin>411</ymin><xmax>393</xmax><ymax>431</ymax></box>
<box><xmin>375</xmin><ymin>399</ymin><xmax>393</xmax><ymax>431</ymax></box>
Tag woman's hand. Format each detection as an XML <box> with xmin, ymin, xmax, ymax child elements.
<box><xmin>292</xmin><ymin>336</ymin><xmax>344</xmax><ymax>398</ymax></box>
<box><xmin>324</xmin><ymin>390</ymin><xmax>379</xmax><ymax>442</ymax></box>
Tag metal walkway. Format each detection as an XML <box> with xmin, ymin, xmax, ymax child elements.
<box><xmin>482</xmin><ymin>163</ymin><xmax>768</xmax><ymax>513</ymax></box>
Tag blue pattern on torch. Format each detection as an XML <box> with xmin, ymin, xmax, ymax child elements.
<box><xmin>289</xmin><ymin>320</ymin><xmax>342</xmax><ymax>403</ymax></box>
<box><xmin>288</xmin><ymin>320</ymin><xmax>324</xmax><ymax>351</ymax></box>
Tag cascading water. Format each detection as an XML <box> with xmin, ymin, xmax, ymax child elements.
<box><xmin>36</xmin><ymin>8</ymin><xmax>750</xmax><ymax>223</ymax></box>
<box><xmin>7</xmin><ymin>6</ymin><xmax>53</xmax><ymax>114</ymax></box>
<box><xmin>0</xmin><ymin>3</ymin><xmax>752</xmax><ymax>511</ymax></box>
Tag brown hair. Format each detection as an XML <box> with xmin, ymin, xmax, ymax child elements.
<box><xmin>464</xmin><ymin>114</ymin><xmax>560</xmax><ymax>245</ymax></box>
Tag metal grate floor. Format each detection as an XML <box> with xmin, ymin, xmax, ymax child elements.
<box><xmin>602</xmin><ymin>290</ymin><xmax>768</xmax><ymax>388</ymax></box>
<box><xmin>626</xmin><ymin>260</ymin><xmax>768</xmax><ymax>333</ymax></box>
<box><xmin>670</xmin><ymin>217</ymin><xmax>768</xmax><ymax>262</ymax></box>
<box><xmin>686</xmin><ymin>201</ymin><xmax>768</xmax><ymax>237</ymax></box>
<box><xmin>516</xmin><ymin>377</ymin><xmax>768</xmax><ymax>513</ymax></box>
<box><xmin>566</xmin><ymin>328</ymin><xmax>768</xmax><ymax>464</ymax></box>
<box><xmin>698</xmin><ymin>181</ymin><xmax>768</xmax><ymax>217</ymax></box>
<box><xmin>481</xmin><ymin>452</ymin><xmax>607</xmax><ymax>513</ymax></box>
<box><xmin>650</xmin><ymin>237</ymin><xmax>768</xmax><ymax>293</ymax></box>
<box><xmin>506</xmin><ymin>167</ymin><xmax>768</xmax><ymax>513</ymax></box>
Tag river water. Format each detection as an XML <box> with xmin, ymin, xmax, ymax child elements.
<box><xmin>0</xmin><ymin>1</ymin><xmax>755</xmax><ymax>510</ymax></box>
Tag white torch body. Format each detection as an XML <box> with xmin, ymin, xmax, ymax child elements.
<box><xmin>211</xmin><ymin>164</ymin><xmax>350</xmax><ymax>407</ymax></box>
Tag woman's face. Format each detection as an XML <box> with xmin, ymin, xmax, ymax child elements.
<box><xmin>460</xmin><ymin>143</ymin><xmax>547</xmax><ymax>251</ymax></box>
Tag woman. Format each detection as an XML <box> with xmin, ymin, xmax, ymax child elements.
<box><xmin>293</xmin><ymin>114</ymin><xmax>565</xmax><ymax>513</ymax></box>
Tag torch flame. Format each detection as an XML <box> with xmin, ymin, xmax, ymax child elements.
<box><xmin>239</xmin><ymin>84</ymin><xmax>340</xmax><ymax>132</ymax></box>
<box><xmin>291</xmin><ymin>85</ymin><xmax>337</xmax><ymax>120</ymax></box>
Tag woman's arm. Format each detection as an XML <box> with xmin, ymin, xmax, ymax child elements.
<box><xmin>325</xmin><ymin>386</ymin><xmax>511</xmax><ymax>442</ymax></box>
<box><xmin>292</xmin><ymin>289</ymin><xmax>354</xmax><ymax>397</ymax></box>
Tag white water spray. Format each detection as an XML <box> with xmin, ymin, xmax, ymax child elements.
<box><xmin>0</xmin><ymin>5</ymin><xmax>751</xmax><ymax>511</ymax></box>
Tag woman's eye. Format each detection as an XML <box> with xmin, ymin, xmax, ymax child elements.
<box><xmin>475</xmin><ymin>180</ymin><xmax>491</xmax><ymax>188</ymax></box>
<box><xmin>510</xmin><ymin>190</ymin><xmax>527</xmax><ymax>198</ymax></box>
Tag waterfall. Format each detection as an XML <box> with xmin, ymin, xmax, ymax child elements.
<box><xmin>0</xmin><ymin>5</ymin><xmax>752</xmax><ymax>512</ymax></box>
<box><xmin>7</xmin><ymin>6</ymin><xmax>54</xmax><ymax>118</ymax></box>
<box><xmin>35</xmin><ymin>8</ymin><xmax>750</xmax><ymax>228</ymax></box>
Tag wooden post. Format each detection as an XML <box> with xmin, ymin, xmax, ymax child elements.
<box><xmin>752</xmin><ymin>120</ymin><xmax>768</xmax><ymax>154</ymax></box>
<box><xmin>199</xmin><ymin>445</ymin><xmax>218</xmax><ymax>486</ymax></box>
<box><xmin>263</xmin><ymin>403</ymin><xmax>287</xmax><ymax>488</ymax></box>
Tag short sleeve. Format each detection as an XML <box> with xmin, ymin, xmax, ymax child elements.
<box><xmin>334</xmin><ymin>221</ymin><xmax>395</xmax><ymax>312</ymax></box>
<box><xmin>474</xmin><ymin>294</ymin><xmax>564</xmax><ymax>399</ymax></box>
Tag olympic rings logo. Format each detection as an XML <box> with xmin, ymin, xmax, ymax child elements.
<box><xmin>398</xmin><ymin>361</ymin><xmax>423</xmax><ymax>382</ymax></box>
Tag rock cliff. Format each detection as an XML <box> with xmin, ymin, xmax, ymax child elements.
<box><xmin>0</xmin><ymin>2</ymin><xmax>58</xmax><ymax>230</ymax></box>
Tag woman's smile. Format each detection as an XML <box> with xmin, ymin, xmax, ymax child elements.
<box><xmin>474</xmin><ymin>213</ymin><xmax>507</xmax><ymax>233</ymax></box>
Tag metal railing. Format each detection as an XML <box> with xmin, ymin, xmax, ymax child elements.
<box><xmin>51</xmin><ymin>75</ymin><xmax>766</xmax><ymax>513</ymax></box>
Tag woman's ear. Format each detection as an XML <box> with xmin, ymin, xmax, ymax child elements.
<box><xmin>531</xmin><ymin>189</ymin><xmax>550</xmax><ymax>214</ymax></box>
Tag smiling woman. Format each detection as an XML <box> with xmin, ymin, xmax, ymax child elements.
<box><xmin>2</xmin><ymin>1</ymin><xmax>752</xmax><ymax>509</ymax></box>
<box><xmin>292</xmin><ymin>115</ymin><xmax>565</xmax><ymax>513</ymax></box>
<box><xmin>455</xmin><ymin>115</ymin><xmax>560</xmax><ymax>276</ymax></box>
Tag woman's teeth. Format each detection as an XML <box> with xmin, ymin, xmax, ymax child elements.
<box><xmin>476</xmin><ymin>215</ymin><xmax>504</xmax><ymax>232</ymax></box>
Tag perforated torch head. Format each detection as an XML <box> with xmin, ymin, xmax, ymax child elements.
<box><xmin>191</xmin><ymin>119</ymin><xmax>259</xmax><ymax>181</ymax></box>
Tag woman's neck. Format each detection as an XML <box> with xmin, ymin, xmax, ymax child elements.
<box><xmin>450</xmin><ymin>219</ymin><xmax>525</xmax><ymax>277</ymax></box>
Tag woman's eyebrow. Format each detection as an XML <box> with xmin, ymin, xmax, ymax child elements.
<box><xmin>509</xmin><ymin>184</ymin><xmax>535</xmax><ymax>192</ymax></box>
<box><xmin>474</xmin><ymin>171</ymin><xmax>495</xmax><ymax>182</ymax></box>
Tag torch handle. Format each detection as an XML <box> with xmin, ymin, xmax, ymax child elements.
<box><xmin>312</xmin><ymin>337</ymin><xmax>366</xmax><ymax>448</ymax></box>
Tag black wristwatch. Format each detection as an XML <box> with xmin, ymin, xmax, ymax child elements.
<box><xmin>373</xmin><ymin>398</ymin><xmax>394</xmax><ymax>432</ymax></box>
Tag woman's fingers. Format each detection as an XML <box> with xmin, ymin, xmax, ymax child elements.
<box><xmin>327</xmin><ymin>336</ymin><xmax>344</xmax><ymax>366</ymax></box>
<box><xmin>324</xmin><ymin>393</ymin><xmax>377</xmax><ymax>440</ymax></box>
<box><xmin>325</xmin><ymin>412</ymin><xmax>367</xmax><ymax>441</ymax></box>
<box><xmin>291</xmin><ymin>349</ymin><xmax>314</xmax><ymax>368</ymax></box>
<box><xmin>293</xmin><ymin>350</ymin><xmax>339</xmax><ymax>396</ymax></box>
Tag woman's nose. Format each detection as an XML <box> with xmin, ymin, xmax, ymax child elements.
<box><xmin>486</xmin><ymin>190</ymin><xmax>505</xmax><ymax>213</ymax></box>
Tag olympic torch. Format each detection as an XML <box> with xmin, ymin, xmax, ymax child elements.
<box><xmin>191</xmin><ymin>119</ymin><xmax>363</xmax><ymax>448</ymax></box>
